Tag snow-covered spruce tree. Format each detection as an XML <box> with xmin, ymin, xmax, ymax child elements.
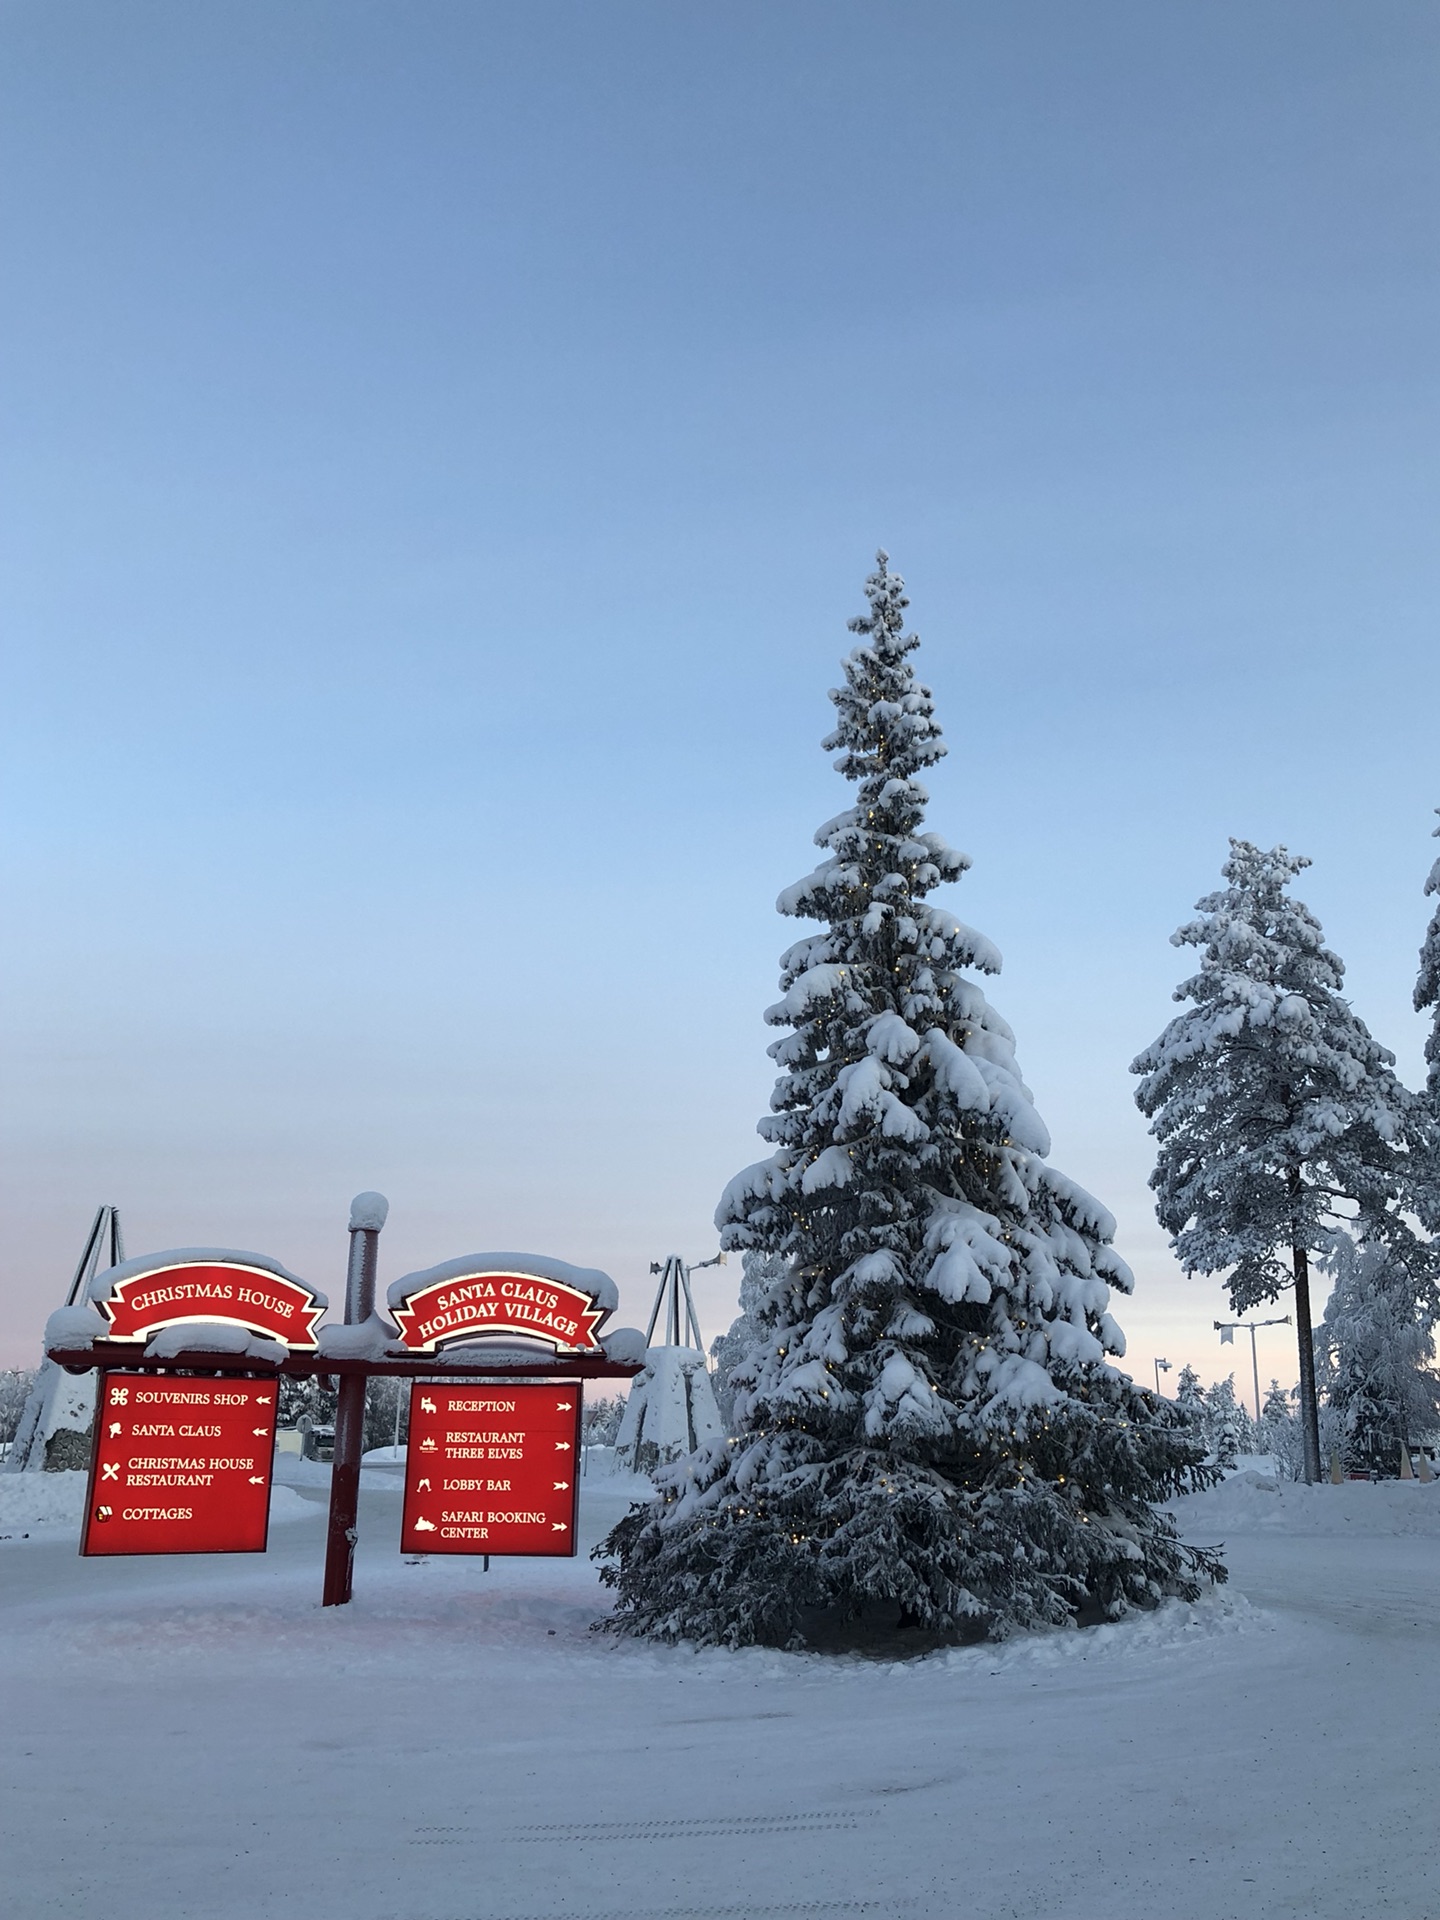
<box><xmin>1204</xmin><ymin>1376</ymin><xmax>1248</xmax><ymax>1469</ymax></box>
<box><xmin>1318</xmin><ymin>1229</ymin><xmax>1440</xmax><ymax>1473</ymax></box>
<box><xmin>1415</xmin><ymin>812</ymin><xmax>1440</xmax><ymax>1103</ymax></box>
<box><xmin>1173</xmin><ymin>1364</ymin><xmax>1206</xmax><ymax>1428</ymax></box>
<box><xmin>1133</xmin><ymin>842</ymin><xmax>1430</xmax><ymax>1483</ymax></box>
<box><xmin>598</xmin><ymin>554</ymin><xmax>1219</xmax><ymax>1648</ymax></box>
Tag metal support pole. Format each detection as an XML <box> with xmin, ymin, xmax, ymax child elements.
<box><xmin>1248</xmin><ymin>1326</ymin><xmax>1262</xmax><ymax>1429</ymax></box>
<box><xmin>323</xmin><ymin>1192</ymin><xmax>388</xmax><ymax>1607</ymax></box>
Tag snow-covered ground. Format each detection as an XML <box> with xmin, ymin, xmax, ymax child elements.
<box><xmin>2</xmin><ymin>1467</ymin><xmax>1437</xmax><ymax>1918</ymax></box>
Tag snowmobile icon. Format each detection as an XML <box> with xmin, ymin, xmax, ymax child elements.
<box><xmin>413</xmin><ymin>1516</ymin><xmax>437</xmax><ymax>1532</ymax></box>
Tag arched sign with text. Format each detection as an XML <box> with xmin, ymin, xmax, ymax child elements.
<box><xmin>390</xmin><ymin>1268</ymin><xmax>607</xmax><ymax>1355</ymax></box>
<box><xmin>96</xmin><ymin>1258</ymin><xmax>326</xmax><ymax>1350</ymax></box>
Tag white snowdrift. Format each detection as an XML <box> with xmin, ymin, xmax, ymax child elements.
<box><xmin>1172</xmin><ymin>1468</ymin><xmax>1440</xmax><ymax>1537</ymax></box>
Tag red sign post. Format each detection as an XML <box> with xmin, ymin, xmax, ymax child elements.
<box><xmin>401</xmin><ymin>1382</ymin><xmax>582</xmax><ymax>1555</ymax></box>
<box><xmin>82</xmin><ymin>1372</ymin><xmax>279</xmax><ymax>1556</ymax></box>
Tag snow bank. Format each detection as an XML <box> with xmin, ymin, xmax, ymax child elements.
<box><xmin>0</xmin><ymin>1472</ymin><xmax>313</xmax><ymax>1543</ymax></box>
<box><xmin>0</xmin><ymin>1469</ymin><xmax>88</xmax><ymax>1538</ymax></box>
<box><xmin>1172</xmin><ymin>1469</ymin><xmax>1440</xmax><ymax>1538</ymax></box>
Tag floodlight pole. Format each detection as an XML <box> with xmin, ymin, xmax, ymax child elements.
<box><xmin>323</xmin><ymin>1192</ymin><xmax>388</xmax><ymax>1607</ymax></box>
<box><xmin>1153</xmin><ymin>1357</ymin><xmax>1172</xmax><ymax>1396</ymax></box>
<box><xmin>1214</xmin><ymin>1316</ymin><xmax>1292</xmax><ymax>1426</ymax></box>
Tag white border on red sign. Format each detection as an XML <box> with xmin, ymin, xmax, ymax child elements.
<box><xmin>99</xmin><ymin>1261</ymin><xmax>325</xmax><ymax>1350</ymax></box>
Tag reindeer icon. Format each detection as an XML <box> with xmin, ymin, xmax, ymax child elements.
<box><xmin>420</xmin><ymin>1395</ymin><xmax>437</xmax><ymax>1414</ymax></box>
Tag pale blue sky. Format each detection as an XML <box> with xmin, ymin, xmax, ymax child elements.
<box><xmin>3</xmin><ymin>2</ymin><xmax>1438</xmax><ymax>1392</ymax></box>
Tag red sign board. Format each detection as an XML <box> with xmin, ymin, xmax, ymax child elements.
<box><xmin>391</xmin><ymin>1271</ymin><xmax>604</xmax><ymax>1355</ymax></box>
<box><xmin>82</xmin><ymin>1373</ymin><xmax>279</xmax><ymax>1556</ymax></box>
<box><xmin>401</xmin><ymin>1382</ymin><xmax>581</xmax><ymax>1556</ymax></box>
<box><xmin>99</xmin><ymin>1260</ymin><xmax>324</xmax><ymax>1349</ymax></box>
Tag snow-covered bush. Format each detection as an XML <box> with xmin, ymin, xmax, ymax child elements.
<box><xmin>599</xmin><ymin>554</ymin><xmax>1220</xmax><ymax>1648</ymax></box>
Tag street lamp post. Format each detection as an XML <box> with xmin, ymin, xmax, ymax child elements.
<box><xmin>1214</xmin><ymin>1316</ymin><xmax>1292</xmax><ymax>1426</ymax></box>
<box><xmin>1154</xmin><ymin>1357</ymin><xmax>1172</xmax><ymax>1396</ymax></box>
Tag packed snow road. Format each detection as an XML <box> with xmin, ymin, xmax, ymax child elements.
<box><xmin>2</xmin><ymin>1466</ymin><xmax>1437</xmax><ymax>1920</ymax></box>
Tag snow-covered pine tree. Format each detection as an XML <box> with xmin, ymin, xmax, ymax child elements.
<box><xmin>1260</xmin><ymin>1379</ymin><xmax>1292</xmax><ymax>1429</ymax></box>
<box><xmin>1318</xmin><ymin>1228</ymin><xmax>1440</xmax><ymax>1473</ymax></box>
<box><xmin>1133</xmin><ymin>841</ymin><xmax>1428</xmax><ymax>1483</ymax></box>
<box><xmin>1174</xmin><ymin>1364</ymin><xmax>1207</xmax><ymax>1429</ymax></box>
<box><xmin>598</xmin><ymin>554</ymin><xmax>1219</xmax><ymax>1648</ymax></box>
<box><xmin>1415</xmin><ymin>811</ymin><xmax>1440</xmax><ymax>1103</ymax></box>
<box><xmin>1204</xmin><ymin>1375</ymin><xmax>1247</xmax><ymax>1469</ymax></box>
<box><xmin>1256</xmin><ymin>1379</ymin><xmax>1295</xmax><ymax>1474</ymax></box>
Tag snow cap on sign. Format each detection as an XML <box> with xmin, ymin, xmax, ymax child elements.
<box><xmin>348</xmin><ymin>1192</ymin><xmax>390</xmax><ymax>1232</ymax></box>
<box><xmin>386</xmin><ymin>1251</ymin><xmax>619</xmax><ymax>1314</ymax></box>
<box><xmin>144</xmin><ymin>1323</ymin><xmax>288</xmax><ymax>1365</ymax></box>
<box><xmin>600</xmin><ymin>1326</ymin><xmax>647</xmax><ymax>1364</ymax></box>
<box><xmin>86</xmin><ymin>1248</ymin><xmax>327</xmax><ymax>1308</ymax></box>
<box><xmin>44</xmin><ymin>1304</ymin><xmax>109</xmax><ymax>1350</ymax></box>
<box><xmin>318</xmin><ymin>1314</ymin><xmax>398</xmax><ymax>1360</ymax></box>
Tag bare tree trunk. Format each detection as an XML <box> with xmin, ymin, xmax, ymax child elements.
<box><xmin>1291</xmin><ymin>1239</ymin><xmax>1322</xmax><ymax>1484</ymax></box>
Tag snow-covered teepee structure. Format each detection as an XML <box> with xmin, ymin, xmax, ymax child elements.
<box><xmin>599</xmin><ymin>554</ymin><xmax>1217</xmax><ymax>1647</ymax></box>
<box><xmin>6</xmin><ymin>1207</ymin><xmax>123</xmax><ymax>1473</ymax></box>
<box><xmin>615</xmin><ymin>1256</ymin><xmax>725</xmax><ymax>1472</ymax></box>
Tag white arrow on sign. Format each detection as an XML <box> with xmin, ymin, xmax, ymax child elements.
<box><xmin>248</xmin><ymin>1475</ymin><xmax>266</xmax><ymax>1485</ymax></box>
<box><xmin>256</xmin><ymin>1395</ymin><xmax>273</xmax><ymax>1404</ymax></box>
<box><xmin>252</xmin><ymin>1427</ymin><xmax>269</xmax><ymax>1436</ymax></box>
<box><xmin>555</xmin><ymin>1440</ymin><xmax>572</xmax><ymax>1451</ymax></box>
<box><xmin>554</xmin><ymin>1480</ymin><xmax>570</xmax><ymax>1490</ymax></box>
<box><xmin>551</xmin><ymin>1521</ymin><xmax>568</xmax><ymax>1531</ymax></box>
<box><xmin>556</xmin><ymin>1401</ymin><xmax>574</xmax><ymax>1410</ymax></box>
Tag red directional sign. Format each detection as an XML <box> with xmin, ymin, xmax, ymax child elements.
<box><xmin>99</xmin><ymin>1260</ymin><xmax>324</xmax><ymax>1349</ymax></box>
<box><xmin>82</xmin><ymin>1373</ymin><xmax>279</xmax><ymax>1556</ymax></box>
<box><xmin>401</xmin><ymin>1382</ymin><xmax>581</xmax><ymax>1556</ymax></box>
<box><xmin>390</xmin><ymin>1272</ymin><xmax>604</xmax><ymax>1355</ymax></box>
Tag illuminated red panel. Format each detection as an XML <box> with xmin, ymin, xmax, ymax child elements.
<box><xmin>82</xmin><ymin>1373</ymin><xmax>279</xmax><ymax>1556</ymax></box>
<box><xmin>99</xmin><ymin>1262</ymin><xmax>324</xmax><ymax>1348</ymax></box>
<box><xmin>401</xmin><ymin>1381</ymin><xmax>581</xmax><ymax>1556</ymax></box>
